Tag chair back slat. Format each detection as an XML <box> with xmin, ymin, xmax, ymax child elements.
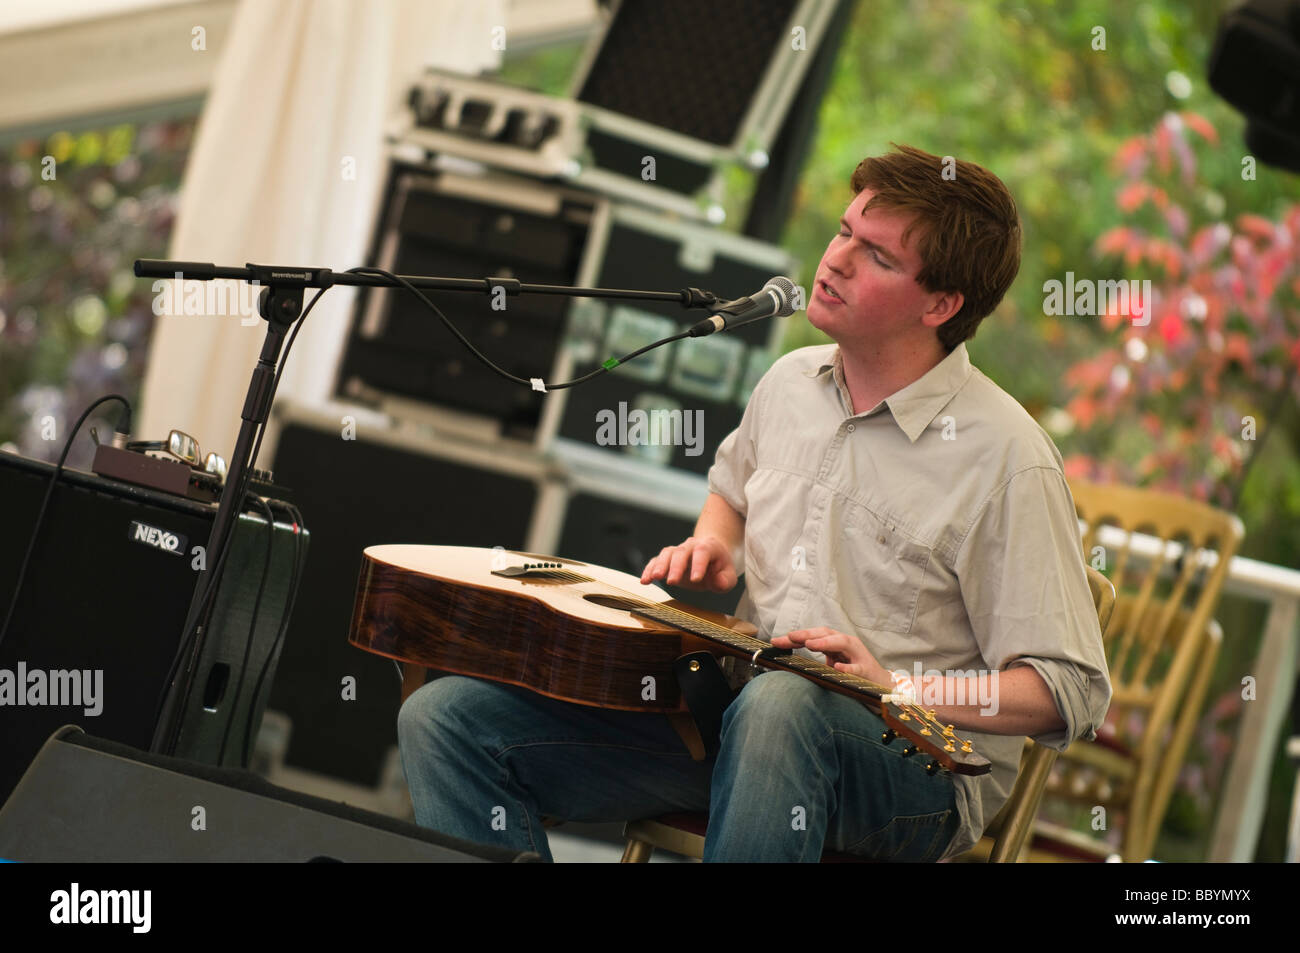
<box><xmin>1132</xmin><ymin>544</ymin><xmax>1200</xmax><ymax>688</ymax></box>
<box><xmin>1070</xmin><ymin>484</ymin><xmax>1241</xmax><ymax>716</ymax></box>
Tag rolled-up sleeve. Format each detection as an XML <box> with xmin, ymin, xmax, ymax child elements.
<box><xmin>953</xmin><ymin>465</ymin><xmax>1112</xmax><ymax>750</ymax></box>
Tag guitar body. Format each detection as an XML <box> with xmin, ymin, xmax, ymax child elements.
<box><xmin>349</xmin><ymin>544</ymin><xmax>758</xmax><ymax>713</ymax></box>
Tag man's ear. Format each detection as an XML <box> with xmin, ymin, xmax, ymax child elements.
<box><xmin>922</xmin><ymin>290</ymin><xmax>964</xmax><ymax>328</ymax></box>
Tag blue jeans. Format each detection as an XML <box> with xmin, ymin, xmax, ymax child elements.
<box><xmin>397</xmin><ymin>670</ymin><xmax>959</xmax><ymax>862</ymax></box>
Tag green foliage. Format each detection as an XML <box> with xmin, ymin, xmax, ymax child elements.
<box><xmin>496</xmin><ymin>40</ymin><xmax>587</xmax><ymax>96</ymax></box>
<box><xmin>779</xmin><ymin>0</ymin><xmax>1300</xmax><ymax>406</ymax></box>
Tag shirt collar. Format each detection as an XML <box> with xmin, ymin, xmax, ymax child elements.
<box><xmin>804</xmin><ymin>342</ymin><xmax>973</xmax><ymax>443</ymax></box>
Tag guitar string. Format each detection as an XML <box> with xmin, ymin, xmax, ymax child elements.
<box><xmin>520</xmin><ymin>565</ymin><xmax>975</xmax><ymax>757</ymax></box>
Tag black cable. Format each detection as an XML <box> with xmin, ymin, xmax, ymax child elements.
<box><xmin>0</xmin><ymin>394</ymin><xmax>131</xmax><ymax>651</ymax></box>
<box><xmin>346</xmin><ymin>266</ymin><xmax>693</xmax><ymax>389</ymax></box>
<box><xmin>242</xmin><ymin>500</ymin><xmax>307</xmax><ymax>768</ymax></box>
<box><xmin>217</xmin><ymin>493</ymin><xmax>275</xmax><ymax>766</ymax></box>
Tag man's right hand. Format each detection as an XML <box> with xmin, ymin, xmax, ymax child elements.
<box><xmin>640</xmin><ymin>535</ymin><xmax>739</xmax><ymax>593</ymax></box>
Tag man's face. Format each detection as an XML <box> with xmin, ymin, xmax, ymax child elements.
<box><xmin>806</xmin><ymin>188</ymin><xmax>953</xmax><ymax>348</ymax></box>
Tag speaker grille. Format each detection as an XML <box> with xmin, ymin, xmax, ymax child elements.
<box><xmin>577</xmin><ymin>0</ymin><xmax>801</xmax><ymax>145</ymax></box>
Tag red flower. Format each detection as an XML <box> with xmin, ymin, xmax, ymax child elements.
<box><xmin>1160</xmin><ymin>310</ymin><xmax>1185</xmax><ymax>345</ymax></box>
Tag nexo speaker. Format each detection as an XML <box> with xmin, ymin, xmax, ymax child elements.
<box><xmin>0</xmin><ymin>451</ymin><xmax>304</xmax><ymax>804</ymax></box>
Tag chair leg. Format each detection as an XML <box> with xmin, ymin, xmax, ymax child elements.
<box><xmin>1143</xmin><ymin>622</ymin><xmax>1222</xmax><ymax>861</ymax></box>
<box><xmin>989</xmin><ymin>745</ymin><xmax>1058</xmax><ymax>863</ymax></box>
<box><xmin>621</xmin><ymin>839</ymin><xmax>653</xmax><ymax>863</ymax></box>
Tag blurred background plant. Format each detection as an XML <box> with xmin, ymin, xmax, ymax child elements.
<box><xmin>0</xmin><ymin>119</ymin><xmax>196</xmax><ymax>470</ymax></box>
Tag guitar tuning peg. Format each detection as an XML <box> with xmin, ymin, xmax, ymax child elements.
<box><xmin>901</xmin><ymin>744</ymin><xmax>918</xmax><ymax>758</ymax></box>
<box><xmin>925</xmin><ymin>761</ymin><xmax>940</xmax><ymax>776</ymax></box>
<box><xmin>880</xmin><ymin>729</ymin><xmax>897</xmax><ymax>745</ymax></box>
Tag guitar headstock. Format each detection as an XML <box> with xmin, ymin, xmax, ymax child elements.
<box><xmin>876</xmin><ymin>702</ymin><xmax>990</xmax><ymax>777</ymax></box>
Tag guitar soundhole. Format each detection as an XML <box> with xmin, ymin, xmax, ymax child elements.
<box><xmin>583</xmin><ymin>594</ymin><xmax>645</xmax><ymax>614</ymax></box>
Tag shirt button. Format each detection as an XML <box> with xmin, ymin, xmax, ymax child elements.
<box><xmin>846</xmin><ymin>423</ymin><xmax>856</xmax><ymax>433</ymax></box>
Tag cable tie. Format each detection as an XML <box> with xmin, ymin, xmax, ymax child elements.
<box><xmin>530</xmin><ymin>378</ymin><xmax>547</xmax><ymax>393</ymax></box>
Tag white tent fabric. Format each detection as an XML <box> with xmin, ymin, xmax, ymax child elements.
<box><xmin>136</xmin><ymin>0</ymin><xmax>504</xmax><ymax>464</ymax></box>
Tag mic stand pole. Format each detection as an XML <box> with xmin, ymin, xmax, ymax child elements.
<box><xmin>148</xmin><ymin>267</ymin><xmax>319</xmax><ymax>756</ymax></box>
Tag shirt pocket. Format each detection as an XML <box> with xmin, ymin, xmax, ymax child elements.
<box><xmin>824</xmin><ymin>500</ymin><xmax>931</xmax><ymax>634</ymax></box>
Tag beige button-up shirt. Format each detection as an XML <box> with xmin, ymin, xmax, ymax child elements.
<box><xmin>707</xmin><ymin>341</ymin><xmax>1112</xmax><ymax>860</ymax></box>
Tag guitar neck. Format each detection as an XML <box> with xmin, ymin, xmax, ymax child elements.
<box><xmin>625</xmin><ymin>600</ymin><xmax>891</xmax><ymax>704</ymax></box>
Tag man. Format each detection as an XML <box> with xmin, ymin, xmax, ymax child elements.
<box><xmin>398</xmin><ymin>144</ymin><xmax>1111</xmax><ymax>862</ymax></box>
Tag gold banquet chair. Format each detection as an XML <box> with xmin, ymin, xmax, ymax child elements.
<box><xmin>621</xmin><ymin>566</ymin><xmax>1116</xmax><ymax>864</ymax></box>
<box><xmin>1024</xmin><ymin>481</ymin><xmax>1243</xmax><ymax>863</ymax></box>
<box><xmin>959</xmin><ymin>566</ymin><xmax>1117</xmax><ymax>862</ymax></box>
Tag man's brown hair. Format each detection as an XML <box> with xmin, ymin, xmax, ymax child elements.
<box><xmin>850</xmin><ymin>144</ymin><xmax>1021</xmax><ymax>351</ymax></box>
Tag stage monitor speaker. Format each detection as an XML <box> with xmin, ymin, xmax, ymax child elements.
<box><xmin>263</xmin><ymin>405</ymin><xmax>544</xmax><ymax>786</ymax></box>
<box><xmin>395</xmin><ymin>2</ymin><xmax>842</xmax><ymax>217</ymax></box>
<box><xmin>0</xmin><ymin>726</ymin><xmax>539</xmax><ymax>862</ymax></box>
<box><xmin>571</xmin><ymin>0</ymin><xmax>835</xmax><ymax>201</ymax></box>
<box><xmin>0</xmin><ymin>451</ymin><xmax>304</xmax><ymax>805</ymax></box>
<box><xmin>577</xmin><ymin>0</ymin><xmax>801</xmax><ymax>147</ymax></box>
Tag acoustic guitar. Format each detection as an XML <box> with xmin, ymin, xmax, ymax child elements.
<box><xmin>348</xmin><ymin>544</ymin><xmax>989</xmax><ymax>776</ymax></box>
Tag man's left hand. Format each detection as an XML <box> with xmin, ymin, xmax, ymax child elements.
<box><xmin>771</xmin><ymin>627</ymin><xmax>892</xmax><ymax>687</ymax></box>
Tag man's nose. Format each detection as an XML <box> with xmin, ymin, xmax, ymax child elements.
<box><xmin>825</xmin><ymin>241</ymin><xmax>851</xmax><ymax>276</ymax></box>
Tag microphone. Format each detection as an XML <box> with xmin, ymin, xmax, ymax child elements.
<box><xmin>687</xmin><ymin>276</ymin><xmax>800</xmax><ymax>337</ymax></box>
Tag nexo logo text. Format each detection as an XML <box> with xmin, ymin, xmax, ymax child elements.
<box><xmin>128</xmin><ymin>521</ymin><xmax>187</xmax><ymax>556</ymax></box>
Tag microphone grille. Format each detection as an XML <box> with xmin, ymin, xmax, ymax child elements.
<box><xmin>764</xmin><ymin>276</ymin><xmax>799</xmax><ymax>316</ymax></box>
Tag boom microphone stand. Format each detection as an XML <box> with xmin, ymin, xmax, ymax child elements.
<box><xmin>134</xmin><ymin>258</ymin><xmax>736</xmax><ymax>756</ymax></box>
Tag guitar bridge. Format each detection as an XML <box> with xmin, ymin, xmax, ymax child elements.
<box><xmin>492</xmin><ymin>561</ymin><xmax>565</xmax><ymax>578</ymax></box>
